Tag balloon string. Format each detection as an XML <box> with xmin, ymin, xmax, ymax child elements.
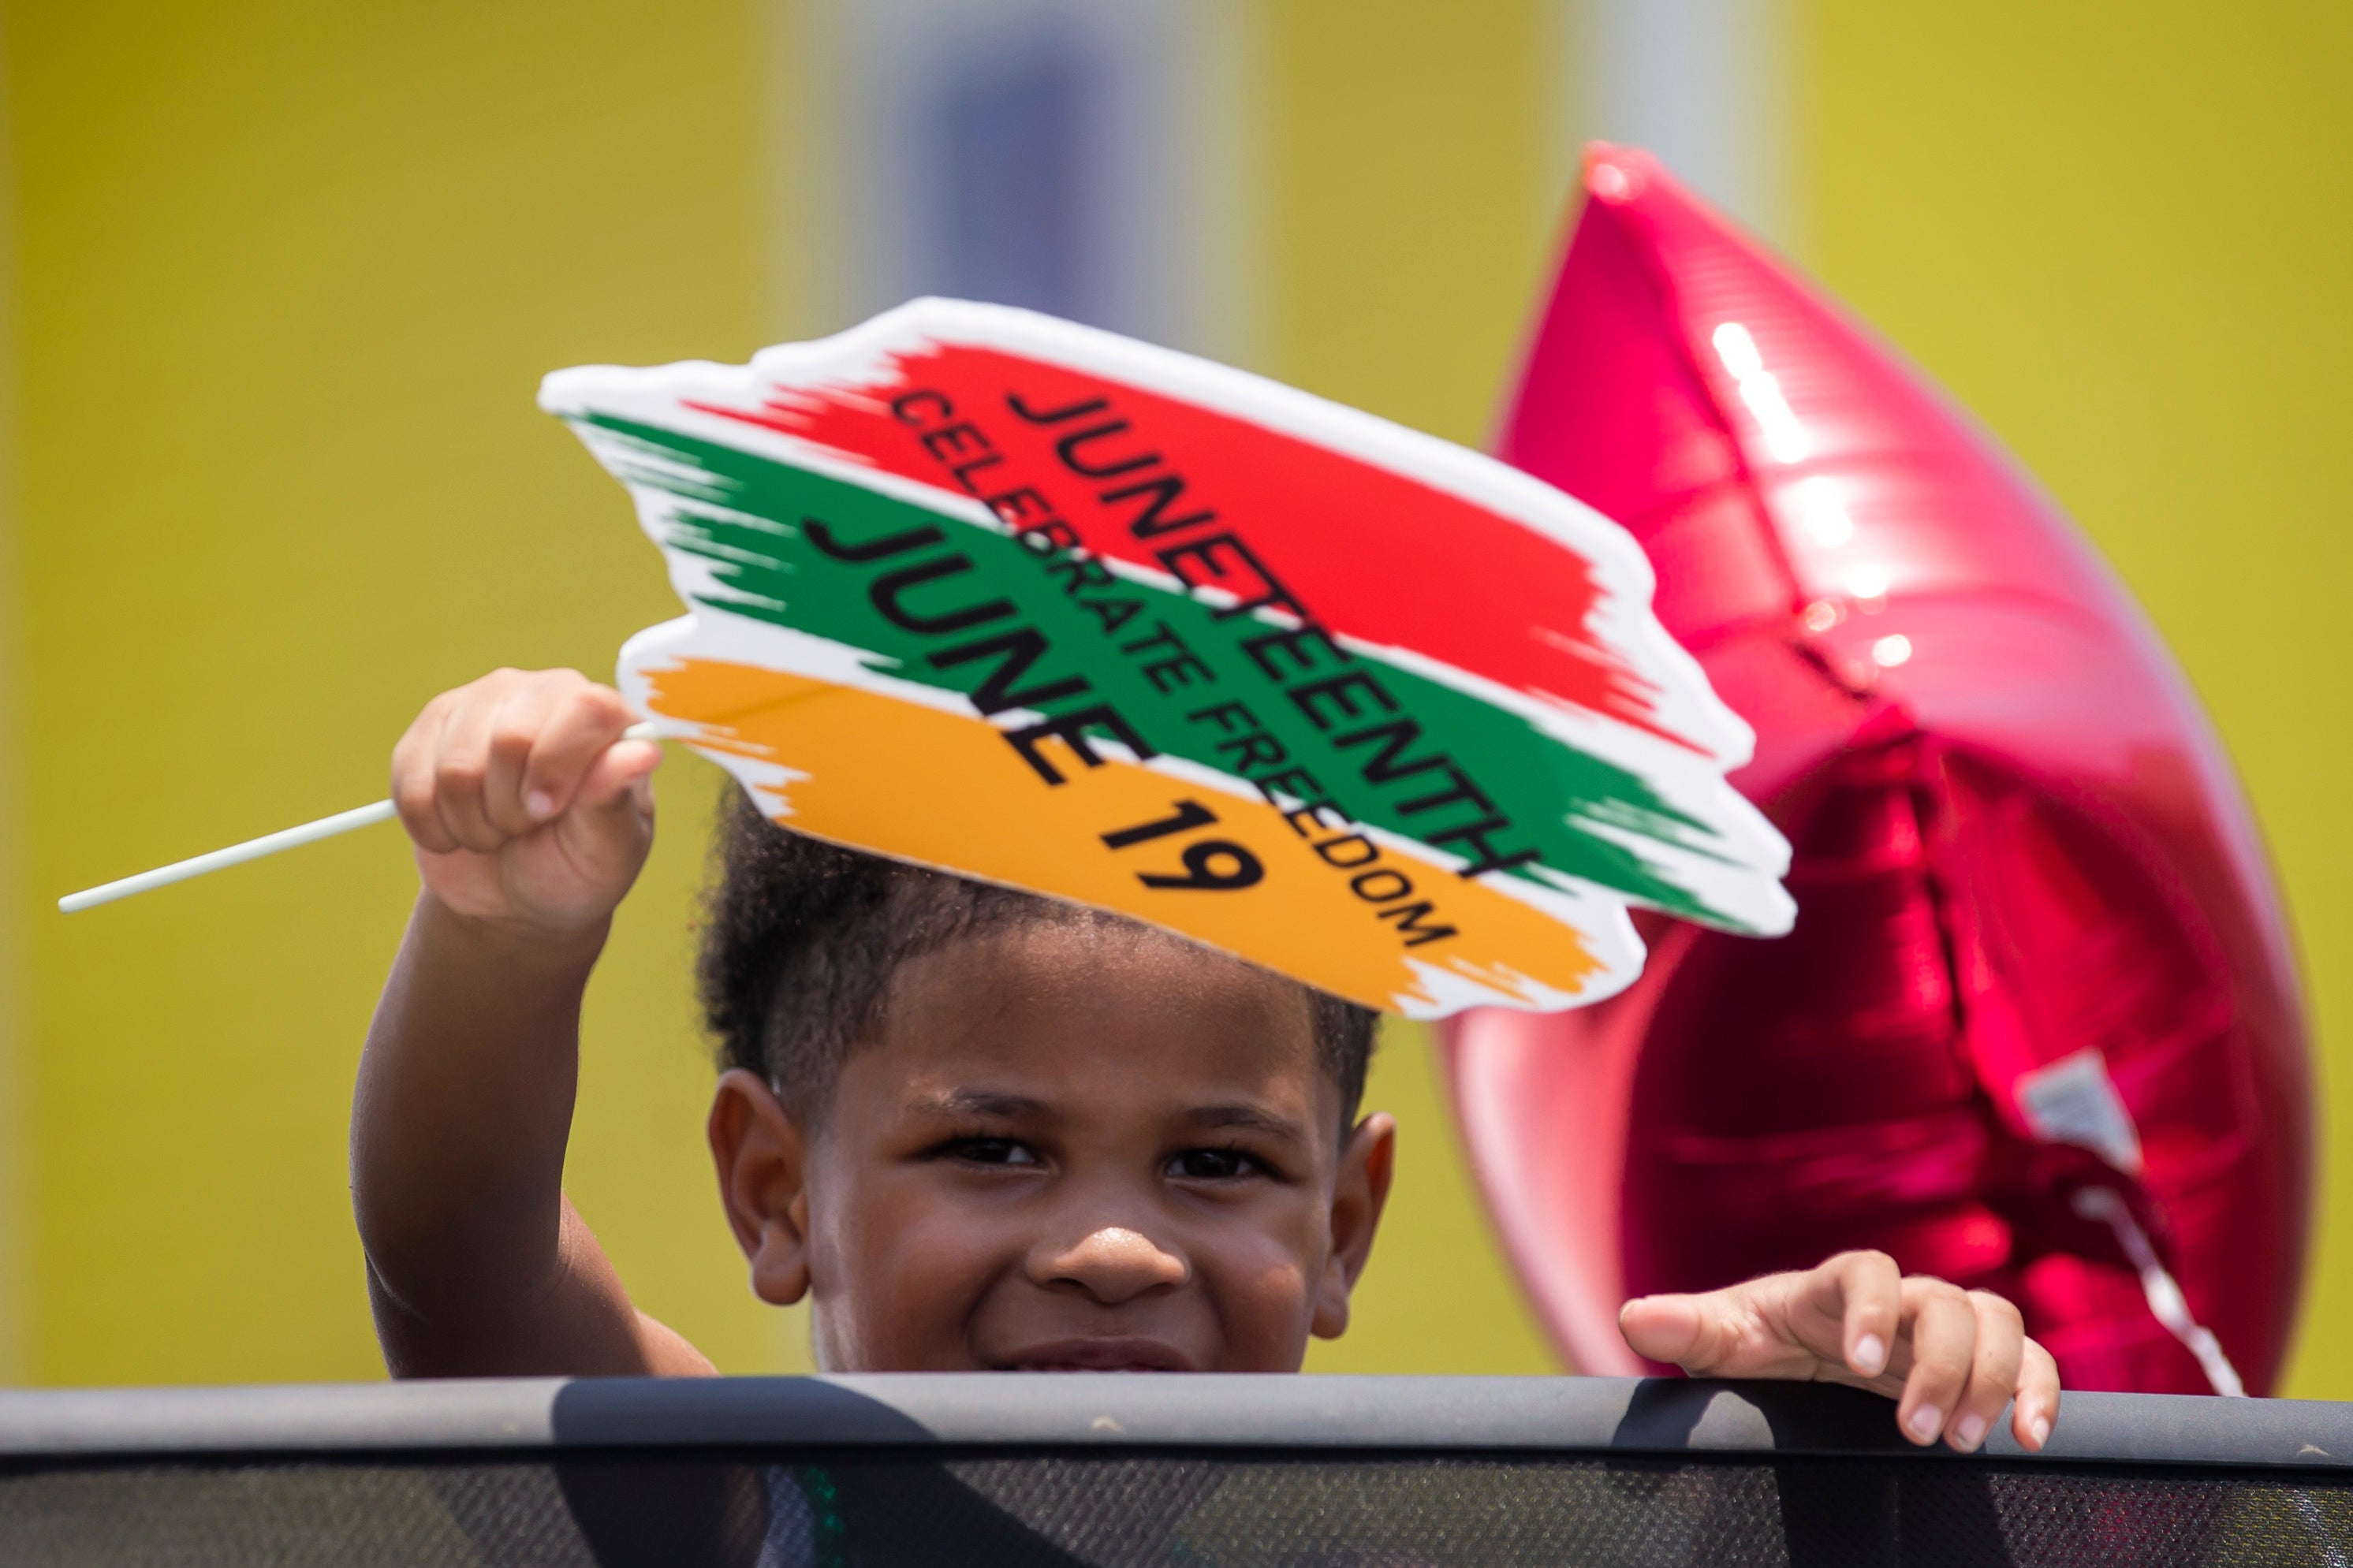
<box><xmin>2071</xmin><ymin>1186</ymin><xmax>2245</xmax><ymax>1397</ymax></box>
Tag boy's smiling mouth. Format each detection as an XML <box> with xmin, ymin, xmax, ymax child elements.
<box><xmin>994</xmin><ymin>1337</ymin><xmax>1198</xmax><ymax>1372</ymax></box>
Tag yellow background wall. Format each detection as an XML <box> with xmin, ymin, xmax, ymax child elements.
<box><xmin>1</xmin><ymin>0</ymin><xmax>780</xmax><ymax>1382</ymax></box>
<box><xmin>1</xmin><ymin>0</ymin><xmax>2347</xmax><ymax>1393</ymax></box>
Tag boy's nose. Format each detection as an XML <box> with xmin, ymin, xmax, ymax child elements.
<box><xmin>1031</xmin><ymin>1225</ymin><xmax>1190</xmax><ymax>1305</ymax></box>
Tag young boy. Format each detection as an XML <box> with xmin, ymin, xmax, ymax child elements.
<box><xmin>354</xmin><ymin>668</ymin><xmax>2059</xmax><ymax>1453</ymax></box>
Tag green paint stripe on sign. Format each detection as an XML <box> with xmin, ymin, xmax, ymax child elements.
<box><xmin>580</xmin><ymin>412</ymin><xmax>1754</xmax><ymax>929</ymax></box>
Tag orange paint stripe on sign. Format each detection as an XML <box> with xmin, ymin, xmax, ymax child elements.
<box><xmin>640</xmin><ymin>657</ymin><xmax>1605</xmax><ymax>1014</ymax></box>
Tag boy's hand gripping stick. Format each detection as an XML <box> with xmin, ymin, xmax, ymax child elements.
<box><xmin>57</xmin><ymin>721</ymin><xmax>662</xmax><ymax>913</ymax></box>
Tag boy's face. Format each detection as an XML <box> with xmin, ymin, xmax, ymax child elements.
<box><xmin>709</xmin><ymin>923</ymin><xmax>1394</xmax><ymax>1372</ymax></box>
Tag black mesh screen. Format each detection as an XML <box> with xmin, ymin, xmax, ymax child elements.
<box><xmin>2</xmin><ymin>1449</ymin><xmax>2348</xmax><ymax>1567</ymax></box>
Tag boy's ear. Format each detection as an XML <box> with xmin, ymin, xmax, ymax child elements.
<box><xmin>707</xmin><ymin>1068</ymin><xmax>814</xmax><ymax>1306</ymax></box>
<box><xmin>1312</xmin><ymin>1111</ymin><xmax>1397</xmax><ymax>1340</ymax></box>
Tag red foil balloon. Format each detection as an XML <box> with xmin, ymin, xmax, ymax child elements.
<box><xmin>1443</xmin><ymin>145</ymin><xmax>2312</xmax><ymax>1395</ymax></box>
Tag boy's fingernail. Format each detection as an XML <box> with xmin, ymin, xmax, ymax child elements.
<box><xmin>1954</xmin><ymin>1413</ymin><xmax>1988</xmax><ymax>1450</ymax></box>
<box><xmin>2030</xmin><ymin>1415</ymin><xmax>2052</xmax><ymax>1449</ymax></box>
<box><xmin>1853</xmin><ymin>1333</ymin><xmax>1887</xmax><ymax>1374</ymax></box>
<box><xmin>526</xmin><ymin>791</ymin><xmax>556</xmax><ymax>820</ymax></box>
<box><xmin>1907</xmin><ymin>1404</ymin><xmax>1945</xmax><ymax>1443</ymax></box>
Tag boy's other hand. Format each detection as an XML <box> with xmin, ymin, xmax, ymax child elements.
<box><xmin>390</xmin><ymin>669</ymin><xmax>659</xmax><ymax>938</ymax></box>
<box><xmin>1617</xmin><ymin>1251</ymin><xmax>2059</xmax><ymax>1453</ymax></box>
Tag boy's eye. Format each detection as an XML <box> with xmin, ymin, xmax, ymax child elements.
<box><xmin>1166</xmin><ymin>1146</ymin><xmax>1262</xmax><ymax>1182</ymax></box>
<box><xmin>945</xmin><ymin>1137</ymin><xmax>1039</xmax><ymax>1167</ymax></box>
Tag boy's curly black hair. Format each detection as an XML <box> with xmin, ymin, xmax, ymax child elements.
<box><xmin>697</xmin><ymin>791</ymin><xmax>1378</xmax><ymax>1127</ymax></box>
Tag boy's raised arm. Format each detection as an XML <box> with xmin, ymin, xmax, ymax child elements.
<box><xmin>351</xmin><ymin>669</ymin><xmax>710</xmax><ymax>1377</ymax></box>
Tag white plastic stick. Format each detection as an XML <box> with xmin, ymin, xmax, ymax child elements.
<box><xmin>58</xmin><ymin>722</ymin><xmax>662</xmax><ymax>914</ymax></box>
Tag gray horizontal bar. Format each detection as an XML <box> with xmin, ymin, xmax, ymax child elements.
<box><xmin>0</xmin><ymin>1376</ymin><xmax>2348</xmax><ymax>1471</ymax></box>
<box><xmin>0</xmin><ymin>1378</ymin><xmax>566</xmax><ymax>1457</ymax></box>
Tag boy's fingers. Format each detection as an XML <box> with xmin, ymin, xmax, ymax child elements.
<box><xmin>1627</xmin><ymin>1256</ymin><xmax>2057</xmax><ymax>1456</ymax></box>
<box><xmin>575</xmin><ymin>739</ymin><xmax>663</xmax><ymax>816</ymax></box>
<box><xmin>390</xmin><ymin>669</ymin><xmax>632</xmax><ymax>858</ymax></box>
<box><xmin>480</xmin><ymin>678</ymin><xmax>572</xmax><ymax>838</ymax></box>
<box><xmin>557</xmin><ymin>741</ymin><xmax>661</xmax><ymax>880</ymax></box>
<box><xmin>1818</xmin><ymin>1250</ymin><xmax>1903</xmax><ymax>1380</ymax></box>
<box><xmin>1897</xmin><ymin>1279</ymin><xmax>1976</xmax><ymax>1447</ymax></box>
<box><xmin>1618</xmin><ymin>1294</ymin><xmax>1709</xmax><ymax>1369</ymax></box>
<box><xmin>1944</xmin><ymin>1291</ymin><xmax>2026</xmax><ymax>1452</ymax></box>
<box><xmin>431</xmin><ymin>673</ymin><xmax>520</xmax><ymax>853</ymax></box>
<box><xmin>2012</xmin><ymin>1338</ymin><xmax>2061</xmax><ymax>1452</ymax></box>
<box><xmin>390</xmin><ymin>691</ymin><xmax>461</xmax><ymax>854</ymax></box>
<box><xmin>519</xmin><ymin>679</ymin><xmax>638</xmax><ymax>824</ymax></box>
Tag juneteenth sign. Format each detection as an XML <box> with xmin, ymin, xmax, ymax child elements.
<box><xmin>543</xmin><ymin>300</ymin><xmax>1792</xmax><ymax>1016</ymax></box>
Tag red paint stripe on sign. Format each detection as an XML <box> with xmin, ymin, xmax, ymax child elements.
<box><xmin>688</xmin><ymin>342</ymin><xmax>1687</xmax><ymax>749</ymax></box>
